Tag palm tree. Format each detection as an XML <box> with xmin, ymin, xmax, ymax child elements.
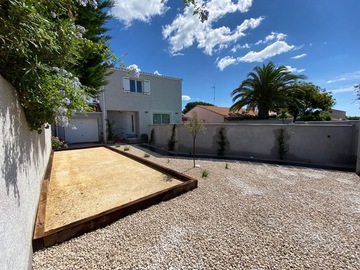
<box><xmin>230</xmin><ymin>62</ymin><xmax>306</xmax><ymax>118</ymax></box>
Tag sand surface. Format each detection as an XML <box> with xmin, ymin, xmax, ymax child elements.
<box><xmin>44</xmin><ymin>147</ymin><xmax>182</xmax><ymax>231</ymax></box>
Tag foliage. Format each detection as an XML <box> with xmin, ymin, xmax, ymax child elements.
<box><xmin>144</xmin><ymin>153</ymin><xmax>150</xmax><ymax>158</ymax></box>
<box><xmin>216</xmin><ymin>127</ymin><xmax>228</xmax><ymax>156</ymax></box>
<box><xmin>277</xmin><ymin>108</ymin><xmax>289</xmax><ymax>123</ymax></box>
<box><xmin>277</xmin><ymin>128</ymin><xmax>288</xmax><ymax>161</ymax></box>
<box><xmin>185</xmin><ymin>111</ymin><xmax>206</xmax><ymax>167</ymax></box>
<box><xmin>123</xmin><ymin>146</ymin><xmax>130</xmax><ymax>151</ymax></box>
<box><xmin>149</xmin><ymin>128</ymin><xmax>155</xmax><ymax>145</ymax></box>
<box><xmin>201</xmin><ymin>169</ymin><xmax>209</xmax><ymax>178</ymax></box>
<box><xmin>230</xmin><ymin>62</ymin><xmax>306</xmax><ymax>119</ymax></box>
<box><xmin>51</xmin><ymin>136</ymin><xmax>67</xmax><ymax>149</ymax></box>
<box><xmin>182</xmin><ymin>101</ymin><xmax>214</xmax><ymax>114</ymax></box>
<box><xmin>162</xmin><ymin>0</ymin><xmax>209</xmax><ymax>23</ymax></box>
<box><xmin>70</xmin><ymin>0</ymin><xmax>115</xmax><ymax>95</ymax></box>
<box><xmin>167</xmin><ymin>124</ymin><xmax>177</xmax><ymax>151</ymax></box>
<box><xmin>226</xmin><ymin>114</ymin><xmax>277</xmax><ymax>121</ymax></box>
<box><xmin>354</xmin><ymin>84</ymin><xmax>360</xmax><ymax>101</ymax></box>
<box><xmin>286</xmin><ymin>82</ymin><xmax>335</xmax><ymax>121</ymax></box>
<box><xmin>347</xmin><ymin>116</ymin><xmax>360</xmax><ymax>120</ymax></box>
<box><xmin>106</xmin><ymin>119</ymin><xmax>115</xmax><ymax>140</ymax></box>
<box><xmin>0</xmin><ymin>0</ymin><xmax>113</xmax><ymax>132</ymax></box>
<box><xmin>140</xmin><ymin>133</ymin><xmax>149</xmax><ymax>143</ymax></box>
<box><xmin>225</xmin><ymin>163</ymin><xmax>229</xmax><ymax>169</ymax></box>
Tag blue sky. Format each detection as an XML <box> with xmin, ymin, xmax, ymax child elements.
<box><xmin>106</xmin><ymin>0</ymin><xmax>360</xmax><ymax>116</ymax></box>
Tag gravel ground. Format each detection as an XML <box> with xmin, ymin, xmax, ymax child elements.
<box><xmin>33</xmin><ymin>146</ymin><xmax>360</xmax><ymax>269</ymax></box>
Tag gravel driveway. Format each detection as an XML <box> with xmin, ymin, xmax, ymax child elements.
<box><xmin>33</xmin><ymin>146</ymin><xmax>360</xmax><ymax>269</ymax></box>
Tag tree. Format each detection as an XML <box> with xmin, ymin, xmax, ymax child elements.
<box><xmin>182</xmin><ymin>101</ymin><xmax>214</xmax><ymax>114</ymax></box>
<box><xmin>184</xmin><ymin>111</ymin><xmax>206</xmax><ymax>167</ymax></box>
<box><xmin>286</xmin><ymin>82</ymin><xmax>335</xmax><ymax>121</ymax></box>
<box><xmin>230</xmin><ymin>62</ymin><xmax>306</xmax><ymax>119</ymax></box>
<box><xmin>71</xmin><ymin>0</ymin><xmax>115</xmax><ymax>95</ymax></box>
<box><xmin>0</xmin><ymin>0</ymin><xmax>112</xmax><ymax>132</ymax></box>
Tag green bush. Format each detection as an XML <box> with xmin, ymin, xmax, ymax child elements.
<box><xmin>51</xmin><ymin>137</ymin><xmax>67</xmax><ymax>149</ymax></box>
<box><xmin>201</xmin><ymin>169</ymin><xmax>209</xmax><ymax>178</ymax></box>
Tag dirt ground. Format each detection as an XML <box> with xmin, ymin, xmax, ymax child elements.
<box><xmin>44</xmin><ymin>147</ymin><xmax>183</xmax><ymax>231</ymax></box>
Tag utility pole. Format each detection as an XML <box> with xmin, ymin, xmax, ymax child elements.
<box><xmin>212</xmin><ymin>86</ymin><xmax>215</xmax><ymax>105</ymax></box>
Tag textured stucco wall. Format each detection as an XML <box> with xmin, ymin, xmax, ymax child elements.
<box><xmin>150</xmin><ymin>122</ymin><xmax>358</xmax><ymax>169</ymax></box>
<box><xmin>0</xmin><ymin>76</ymin><xmax>51</xmax><ymax>269</ymax></box>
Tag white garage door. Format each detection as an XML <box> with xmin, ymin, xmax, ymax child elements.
<box><xmin>65</xmin><ymin>118</ymin><xmax>99</xmax><ymax>143</ymax></box>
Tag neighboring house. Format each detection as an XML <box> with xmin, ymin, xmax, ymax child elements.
<box><xmin>56</xmin><ymin>68</ymin><xmax>182</xmax><ymax>143</ymax></box>
<box><xmin>184</xmin><ymin>105</ymin><xmax>256</xmax><ymax>123</ymax></box>
<box><xmin>330</xmin><ymin>109</ymin><xmax>346</xmax><ymax>120</ymax></box>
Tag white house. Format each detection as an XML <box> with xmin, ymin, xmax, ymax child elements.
<box><xmin>56</xmin><ymin>68</ymin><xmax>183</xmax><ymax>143</ymax></box>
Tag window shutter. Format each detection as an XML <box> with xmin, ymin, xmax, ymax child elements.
<box><xmin>123</xmin><ymin>77</ymin><xmax>130</xmax><ymax>92</ymax></box>
<box><xmin>144</xmin><ymin>80</ymin><xmax>151</xmax><ymax>95</ymax></box>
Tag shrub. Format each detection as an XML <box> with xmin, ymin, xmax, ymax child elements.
<box><xmin>140</xmin><ymin>133</ymin><xmax>149</xmax><ymax>143</ymax></box>
<box><xmin>216</xmin><ymin>127</ymin><xmax>228</xmax><ymax>156</ymax></box>
<box><xmin>168</xmin><ymin>124</ymin><xmax>177</xmax><ymax>151</ymax></box>
<box><xmin>51</xmin><ymin>137</ymin><xmax>67</xmax><ymax>149</ymax></box>
<box><xmin>201</xmin><ymin>169</ymin><xmax>209</xmax><ymax>178</ymax></box>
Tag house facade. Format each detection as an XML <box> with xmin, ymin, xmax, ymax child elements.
<box><xmin>56</xmin><ymin>68</ymin><xmax>182</xmax><ymax>143</ymax></box>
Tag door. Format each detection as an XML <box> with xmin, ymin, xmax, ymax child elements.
<box><xmin>64</xmin><ymin>118</ymin><xmax>99</xmax><ymax>143</ymax></box>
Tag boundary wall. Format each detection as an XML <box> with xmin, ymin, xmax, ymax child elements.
<box><xmin>150</xmin><ymin>122</ymin><xmax>360</xmax><ymax>170</ymax></box>
<box><xmin>0</xmin><ymin>76</ymin><xmax>51</xmax><ymax>269</ymax></box>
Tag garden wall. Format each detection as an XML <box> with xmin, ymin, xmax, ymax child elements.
<box><xmin>149</xmin><ymin>121</ymin><xmax>360</xmax><ymax>170</ymax></box>
<box><xmin>0</xmin><ymin>76</ymin><xmax>52</xmax><ymax>269</ymax></box>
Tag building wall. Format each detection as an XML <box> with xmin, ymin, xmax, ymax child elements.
<box><xmin>56</xmin><ymin>112</ymin><xmax>103</xmax><ymax>143</ymax></box>
<box><xmin>184</xmin><ymin>106</ymin><xmax>224</xmax><ymax>123</ymax></box>
<box><xmin>150</xmin><ymin>122</ymin><xmax>359</xmax><ymax>169</ymax></box>
<box><xmin>0</xmin><ymin>76</ymin><xmax>52</xmax><ymax>269</ymax></box>
<box><xmin>104</xmin><ymin>69</ymin><xmax>182</xmax><ymax>135</ymax></box>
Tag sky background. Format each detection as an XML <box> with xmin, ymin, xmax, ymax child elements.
<box><xmin>106</xmin><ymin>0</ymin><xmax>360</xmax><ymax>116</ymax></box>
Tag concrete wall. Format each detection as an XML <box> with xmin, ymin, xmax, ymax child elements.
<box><xmin>0</xmin><ymin>76</ymin><xmax>52</xmax><ymax>269</ymax></box>
<box><xmin>104</xmin><ymin>69</ymin><xmax>182</xmax><ymax>135</ymax></box>
<box><xmin>149</xmin><ymin>122</ymin><xmax>359</xmax><ymax>169</ymax></box>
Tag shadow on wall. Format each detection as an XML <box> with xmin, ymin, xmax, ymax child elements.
<box><xmin>0</xmin><ymin>81</ymin><xmax>48</xmax><ymax>207</ymax></box>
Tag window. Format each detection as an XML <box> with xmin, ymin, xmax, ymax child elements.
<box><xmin>129</xmin><ymin>79</ymin><xmax>143</xmax><ymax>93</ymax></box>
<box><xmin>123</xmin><ymin>77</ymin><xmax>151</xmax><ymax>95</ymax></box>
<box><xmin>153</xmin><ymin>113</ymin><xmax>170</xmax><ymax>124</ymax></box>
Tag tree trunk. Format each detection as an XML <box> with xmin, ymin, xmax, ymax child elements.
<box><xmin>258</xmin><ymin>104</ymin><xmax>269</xmax><ymax>119</ymax></box>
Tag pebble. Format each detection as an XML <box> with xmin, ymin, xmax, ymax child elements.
<box><xmin>33</xmin><ymin>146</ymin><xmax>360</xmax><ymax>269</ymax></box>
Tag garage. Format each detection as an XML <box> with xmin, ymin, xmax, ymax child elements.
<box><xmin>64</xmin><ymin>118</ymin><xmax>99</xmax><ymax>143</ymax></box>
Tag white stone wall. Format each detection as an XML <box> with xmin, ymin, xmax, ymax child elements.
<box><xmin>0</xmin><ymin>76</ymin><xmax>51</xmax><ymax>269</ymax></box>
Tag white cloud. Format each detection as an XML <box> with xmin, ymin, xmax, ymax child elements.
<box><xmin>285</xmin><ymin>66</ymin><xmax>305</xmax><ymax>73</ymax></box>
<box><xmin>328</xmin><ymin>85</ymin><xmax>357</xmax><ymax>94</ymax></box>
<box><xmin>327</xmin><ymin>71</ymin><xmax>360</xmax><ymax>84</ymax></box>
<box><xmin>154</xmin><ymin>70</ymin><xmax>162</xmax><ymax>76</ymax></box>
<box><xmin>291</xmin><ymin>53</ymin><xmax>307</xmax><ymax>59</ymax></box>
<box><xmin>182</xmin><ymin>95</ymin><xmax>191</xmax><ymax>101</ymax></box>
<box><xmin>231</xmin><ymin>43</ymin><xmax>250</xmax><ymax>53</ymax></box>
<box><xmin>162</xmin><ymin>0</ymin><xmax>263</xmax><ymax>56</ymax></box>
<box><xmin>238</xmin><ymin>41</ymin><xmax>294</xmax><ymax>63</ymax></box>
<box><xmin>216</xmin><ymin>56</ymin><xmax>237</xmax><ymax>71</ymax></box>
<box><xmin>216</xmin><ymin>40</ymin><xmax>295</xmax><ymax>70</ymax></box>
<box><xmin>255</xmin><ymin>32</ymin><xmax>287</xmax><ymax>45</ymax></box>
<box><xmin>110</xmin><ymin>0</ymin><xmax>169</xmax><ymax>27</ymax></box>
